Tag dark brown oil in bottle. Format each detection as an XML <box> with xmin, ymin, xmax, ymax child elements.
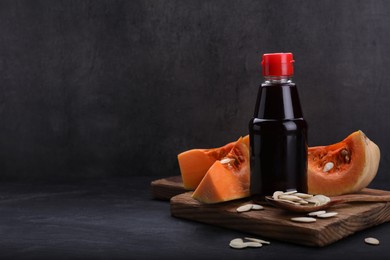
<box><xmin>249</xmin><ymin>53</ymin><xmax>308</xmax><ymax>197</ymax></box>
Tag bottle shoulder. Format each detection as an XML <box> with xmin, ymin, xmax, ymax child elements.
<box><xmin>249</xmin><ymin>118</ymin><xmax>307</xmax><ymax>132</ymax></box>
<box><xmin>250</xmin><ymin>117</ymin><xmax>306</xmax><ymax>124</ymax></box>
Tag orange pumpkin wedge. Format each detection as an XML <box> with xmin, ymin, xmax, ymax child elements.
<box><xmin>178</xmin><ymin>135</ymin><xmax>249</xmax><ymax>190</ymax></box>
<box><xmin>192</xmin><ymin>137</ymin><xmax>250</xmax><ymax>204</ymax></box>
<box><xmin>308</xmin><ymin>130</ymin><xmax>380</xmax><ymax>196</ymax></box>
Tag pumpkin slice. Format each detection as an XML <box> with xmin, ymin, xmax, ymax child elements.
<box><xmin>192</xmin><ymin>137</ymin><xmax>250</xmax><ymax>204</ymax></box>
<box><xmin>308</xmin><ymin>130</ymin><xmax>380</xmax><ymax>196</ymax></box>
<box><xmin>178</xmin><ymin>135</ymin><xmax>249</xmax><ymax>190</ymax></box>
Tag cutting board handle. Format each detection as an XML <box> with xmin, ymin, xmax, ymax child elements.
<box><xmin>332</xmin><ymin>193</ymin><xmax>390</xmax><ymax>204</ymax></box>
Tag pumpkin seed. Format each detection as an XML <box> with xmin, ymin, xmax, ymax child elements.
<box><xmin>283</xmin><ymin>190</ymin><xmax>298</xmax><ymax>195</ymax></box>
<box><xmin>341</xmin><ymin>149</ymin><xmax>351</xmax><ymax>163</ymax></box>
<box><xmin>271</xmin><ymin>190</ymin><xmax>330</xmax><ymax>208</ymax></box>
<box><xmin>236</xmin><ymin>204</ymin><xmax>254</xmax><ymax>213</ymax></box>
<box><xmin>230</xmin><ymin>243</ymin><xmax>246</xmax><ymax>249</ymax></box>
<box><xmin>229</xmin><ymin>238</ymin><xmax>247</xmax><ymax>249</ymax></box>
<box><xmin>243</xmin><ymin>241</ymin><xmax>262</xmax><ymax>248</ymax></box>
<box><xmin>294</xmin><ymin>193</ymin><xmax>313</xmax><ymax>199</ymax></box>
<box><xmin>306</xmin><ymin>195</ymin><xmax>330</xmax><ymax>206</ymax></box>
<box><xmin>220</xmin><ymin>158</ymin><xmax>234</xmax><ymax>164</ymax></box>
<box><xmin>236</xmin><ymin>204</ymin><xmax>264</xmax><ymax>213</ymax></box>
<box><xmin>290</xmin><ymin>217</ymin><xmax>317</xmax><ymax>223</ymax></box>
<box><xmin>305</xmin><ymin>197</ymin><xmax>319</xmax><ymax>204</ymax></box>
<box><xmin>230</xmin><ymin>238</ymin><xmax>244</xmax><ymax>245</ymax></box>
<box><xmin>317</xmin><ymin>212</ymin><xmax>338</xmax><ymax>218</ymax></box>
<box><xmin>244</xmin><ymin>237</ymin><xmax>271</xmax><ymax>245</ymax></box>
<box><xmin>251</xmin><ymin>204</ymin><xmax>264</xmax><ymax>210</ymax></box>
<box><xmin>279</xmin><ymin>195</ymin><xmax>303</xmax><ymax>202</ymax></box>
<box><xmin>229</xmin><ymin>238</ymin><xmax>264</xmax><ymax>249</ymax></box>
<box><xmin>323</xmin><ymin>162</ymin><xmax>334</xmax><ymax>172</ymax></box>
<box><xmin>278</xmin><ymin>199</ymin><xmax>301</xmax><ymax>205</ymax></box>
<box><xmin>315</xmin><ymin>194</ymin><xmax>331</xmax><ymax>203</ymax></box>
<box><xmin>364</xmin><ymin>237</ymin><xmax>380</xmax><ymax>245</ymax></box>
<box><xmin>272</xmin><ymin>191</ymin><xmax>284</xmax><ymax>200</ymax></box>
<box><xmin>308</xmin><ymin>210</ymin><xmax>327</xmax><ymax>216</ymax></box>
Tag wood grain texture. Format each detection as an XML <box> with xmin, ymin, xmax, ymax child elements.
<box><xmin>151</xmin><ymin>176</ymin><xmax>186</xmax><ymax>200</ymax></box>
<box><xmin>170</xmin><ymin>190</ymin><xmax>390</xmax><ymax>247</ymax></box>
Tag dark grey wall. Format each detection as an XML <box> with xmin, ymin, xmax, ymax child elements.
<box><xmin>0</xmin><ymin>0</ymin><xmax>389</xmax><ymax>186</ymax></box>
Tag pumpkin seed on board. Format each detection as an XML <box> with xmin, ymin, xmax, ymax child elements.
<box><xmin>251</xmin><ymin>204</ymin><xmax>264</xmax><ymax>210</ymax></box>
<box><xmin>316</xmin><ymin>212</ymin><xmax>338</xmax><ymax>218</ymax></box>
<box><xmin>236</xmin><ymin>204</ymin><xmax>264</xmax><ymax>212</ymax></box>
<box><xmin>236</xmin><ymin>204</ymin><xmax>253</xmax><ymax>213</ymax></box>
<box><xmin>307</xmin><ymin>210</ymin><xmax>327</xmax><ymax>217</ymax></box>
<box><xmin>290</xmin><ymin>217</ymin><xmax>317</xmax><ymax>223</ymax></box>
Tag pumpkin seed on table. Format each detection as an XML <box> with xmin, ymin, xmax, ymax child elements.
<box><xmin>245</xmin><ymin>237</ymin><xmax>271</xmax><ymax>245</ymax></box>
<box><xmin>229</xmin><ymin>237</ymin><xmax>269</xmax><ymax>249</ymax></box>
<box><xmin>229</xmin><ymin>238</ymin><xmax>256</xmax><ymax>249</ymax></box>
<box><xmin>243</xmin><ymin>242</ymin><xmax>262</xmax><ymax>248</ymax></box>
<box><xmin>229</xmin><ymin>238</ymin><xmax>245</xmax><ymax>248</ymax></box>
<box><xmin>364</xmin><ymin>237</ymin><xmax>380</xmax><ymax>245</ymax></box>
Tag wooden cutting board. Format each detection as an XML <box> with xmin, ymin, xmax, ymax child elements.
<box><xmin>150</xmin><ymin>176</ymin><xmax>185</xmax><ymax>200</ymax></box>
<box><xmin>151</xmin><ymin>176</ymin><xmax>390</xmax><ymax>247</ymax></box>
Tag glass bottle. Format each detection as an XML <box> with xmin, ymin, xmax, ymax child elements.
<box><xmin>249</xmin><ymin>53</ymin><xmax>308</xmax><ymax>197</ymax></box>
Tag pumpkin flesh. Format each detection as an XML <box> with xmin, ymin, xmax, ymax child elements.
<box><xmin>178</xmin><ymin>135</ymin><xmax>249</xmax><ymax>190</ymax></box>
<box><xmin>308</xmin><ymin>130</ymin><xmax>380</xmax><ymax>196</ymax></box>
<box><xmin>192</xmin><ymin>137</ymin><xmax>250</xmax><ymax>203</ymax></box>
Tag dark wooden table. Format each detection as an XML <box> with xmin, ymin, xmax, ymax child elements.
<box><xmin>0</xmin><ymin>176</ymin><xmax>389</xmax><ymax>259</ymax></box>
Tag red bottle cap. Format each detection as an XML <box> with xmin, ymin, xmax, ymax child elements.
<box><xmin>261</xmin><ymin>53</ymin><xmax>295</xmax><ymax>76</ymax></box>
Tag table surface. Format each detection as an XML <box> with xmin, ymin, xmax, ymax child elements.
<box><xmin>0</xmin><ymin>176</ymin><xmax>389</xmax><ymax>259</ymax></box>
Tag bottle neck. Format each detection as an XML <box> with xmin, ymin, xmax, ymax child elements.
<box><xmin>264</xmin><ymin>75</ymin><xmax>293</xmax><ymax>84</ymax></box>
